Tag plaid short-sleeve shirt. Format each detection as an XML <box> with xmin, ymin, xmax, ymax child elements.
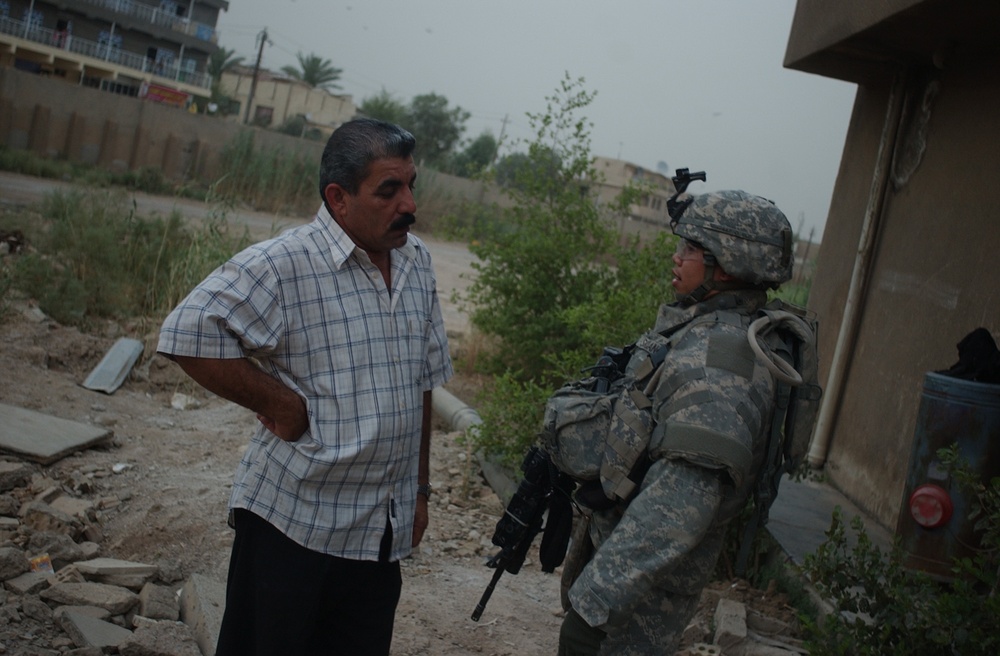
<box><xmin>157</xmin><ymin>206</ymin><xmax>453</xmax><ymax>561</ymax></box>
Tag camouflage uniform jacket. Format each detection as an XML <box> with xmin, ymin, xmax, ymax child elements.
<box><xmin>568</xmin><ymin>289</ymin><xmax>779</xmax><ymax>634</ymax></box>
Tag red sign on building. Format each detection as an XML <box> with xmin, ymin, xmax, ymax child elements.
<box><xmin>140</xmin><ymin>83</ymin><xmax>190</xmax><ymax>108</ymax></box>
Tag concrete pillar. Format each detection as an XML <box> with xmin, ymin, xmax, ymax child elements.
<box><xmin>63</xmin><ymin>112</ymin><xmax>87</xmax><ymax>162</ymax></box>
<box><xmin>161</xmin><ymin>133</ymin><xmax>181</xmax><ymax>180</ymax></box>
<box><xmin>190</xmin><ymin>138</ymin><xmax>206</xmax><ymax>181</ymax></box>
<box><xmin>99</xmin><ymin>119</ymin><xmax>118</xmax><ymax>167</ymax></box>
<box><xmin>0</xmin><ymin>98</ymin><xmax>13</xmax><ymax>148</ymax></box>
<box><xmin>28</xmin><ymin>104</ymin><xmax>51</xmax><ymax>156</ymax></box>
<box><xmin>130</xmin><ymin>126</ymin><xmax>149</xmax><ymax>171</ymax></box>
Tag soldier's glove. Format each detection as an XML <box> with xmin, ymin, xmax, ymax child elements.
<box><xmin>557</xmin><ymin>607</ymin><xmax>607</xmax><ymax>656</ymax></box>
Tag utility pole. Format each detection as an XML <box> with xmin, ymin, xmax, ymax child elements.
<box><xmin>479</xmin><ymin>114</ymin><xmax>509</xmax><ymax>205</ymax></box>
<box><xmin>488</xmin><ymin>114</ymin><xmax>508</xmax><ymax>169</ymax></box>
<box><xmin>244</xmin><ymin>28</ymin><xmax>268</xmax><ymax>125</ymax></box>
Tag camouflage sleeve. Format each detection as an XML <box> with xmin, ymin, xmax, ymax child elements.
<box><xmin>567</xmin><ymin>457</ymin><xmax>722</xmax><ymax>630</ymax></box>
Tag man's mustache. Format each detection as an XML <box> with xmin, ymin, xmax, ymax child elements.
<box><xmin>389</xmin><ymin>213</ymin><xmax>416</xmax><ymax>230</ymax></box>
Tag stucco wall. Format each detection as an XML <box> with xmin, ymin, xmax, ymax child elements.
<box><xmin>811</xmin><ymin>52</ymin><xmax>1000</xmax><ymax>528</ymax></box>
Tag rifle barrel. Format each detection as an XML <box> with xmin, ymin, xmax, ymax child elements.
<box><xmin>471</xmin><ymin>561</ymin><xmax>506</xmax><ymax>621</ymax></box>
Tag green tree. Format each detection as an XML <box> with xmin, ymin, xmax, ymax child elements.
<box><xmin>208</xmin><ymin>47</ymin><xmax>244</xmax><ymax>82</ymax></box>
<box><xmin>405</xmin><ymin>93</ymin><xmax>470</xmax><ymax>170</ymax></box>
<box><xmin>494</xmin><ymin>147</ymin><xmax>562</xmax><ymax>191</ymax></box>
<box><xmin>359</xmin><ymin>88</ymin><xmax>408</xmax><ymax>126</ymax></box>
<box><xmin>460</xmin><ymin>73</ymin><xmax>672</xmax><ymax>462</ymax></box>
<box><xmin>281</xmin><ymin>52</ymin><xmax>343</xmax><ymax>91</ymax></box>
<box><xmin>447</xmin><ymin>131</ymin><xmax>498</xmax><ymax>177</ymax></box>
<box><xmin>207</xmin><ymin>47</ymin><xmax>244</xmax><ymax>114</ymax></box>
<box><xmin>463</xmin><ymin>73</ymin><xmax>644</xmax><ymax>381</ymax></box>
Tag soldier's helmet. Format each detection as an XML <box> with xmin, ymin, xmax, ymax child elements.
<box><xmin>670</xmin><ymin>190</ymin><xmax>794</xmax><ymax>289</ymax></box>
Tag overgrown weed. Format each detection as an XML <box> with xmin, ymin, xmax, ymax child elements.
<box><xmin>0</xmin><ymin>187</ymin><xmax>250</xmax><ymax>328</ymax></box>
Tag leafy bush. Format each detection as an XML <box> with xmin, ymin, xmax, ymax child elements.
<box><xmin>800</xmin><ymin>444</ymin><xmax>1000</xmax><ymax>655</ymax></box>
<box><xmin>463</xmin><ymin>75</ymin><xmax>644</xmax><ymax>381</ymax></box>
<box><xmin>460</xmin><ymin>74</ymin><xmax>678</xmax><ymax>464</ymax></box>
<box><xmin>472</xmin><ymin>371</ymin><xmax>552</xmax><ymax>469</ymax></box>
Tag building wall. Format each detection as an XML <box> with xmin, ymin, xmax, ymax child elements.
<box><xmin>796</xmin><ymin>22</ymin><xmax>1000</xmax><ymax>527</ymax></box>
<box><xmin>591</xmin><ymin>156</ymin><xmax>677</xmax><ymax>243</ymax></box>
<box><xmin>219</xmin><ymin>70</ymin><xmax>357</xmax><ymax>132</ymax></box>
<box><xmin>0</xmin><ymin>66</ymin><xmax>321</xmax><ymax>182</ymax></box>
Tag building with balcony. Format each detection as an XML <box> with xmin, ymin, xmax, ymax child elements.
<box><xmin>0</xmin><ymin>0</ymin><xmax>228</xmax><ymax>104</ymax></box>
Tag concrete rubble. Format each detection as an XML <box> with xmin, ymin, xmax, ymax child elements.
<box><xmin>0</xmin><ymin>425</ymin><xmax>809</xmax><ymax>656</ymax></box>
<box><xmin>0</xmin><ymin>458</ymin><xmax>223</xmax><ymax>655</ymax></box>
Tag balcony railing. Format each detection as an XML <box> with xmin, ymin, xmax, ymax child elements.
<box><xmin>77</xmin><ymin>0</ymin><xmax>218</xmax><ymax>43</ymax></box>
<box><xmin>0</xmin><ymin>15</ymin><xmax>212</xmax><ymax>90</ymax></box>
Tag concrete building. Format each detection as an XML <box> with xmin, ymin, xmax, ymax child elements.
<box><xmin>590</xmin><ymin>156</ymin><xmax>677</xmax><ymax>242</ymax></box>
<box><xmin>219</xmin><ymin>65</ymin><xmax>357</xmax><ymax>134</ymax></box>
<box><xmin>0</xmin><ymin>0</ymin><xmax>228</xmax><ymax>103</ymax></box>
<box><xmin>786</xmin><ymin>0</ymin><xmax>1000</xmax><ymax>544</ymax></box>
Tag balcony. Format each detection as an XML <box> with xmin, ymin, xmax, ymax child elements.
<box><xmin>0</xmin><ymin>15</ymin><xmax>211</xmax><ymax>90</ymax></box>
<box><xmin>77</xmin><ymin>0</ymin><xmax>218</xmax><ymax>43</ymax></box>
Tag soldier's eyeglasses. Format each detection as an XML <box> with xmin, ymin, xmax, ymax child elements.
<box><xmin>674</xmin><ymin>239</ymin><xmax>703</xmax><ymax>261</ymax></box>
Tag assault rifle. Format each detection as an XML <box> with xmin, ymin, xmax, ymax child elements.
<box><xmin>472</xmin><ymin>446</ymin><xmax>572</xmax><ymax>621</ymax></box>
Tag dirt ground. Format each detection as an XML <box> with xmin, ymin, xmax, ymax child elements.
<box><xmin>0</xmin><ymin>173</ymin><xmax>803</xmax><ymax>654</ymax></box>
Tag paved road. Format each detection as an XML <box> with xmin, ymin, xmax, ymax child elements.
<box><xmin>0</xmin><ymin>171</ymin><xmax>475</xmax><ymax>334</ymax></box>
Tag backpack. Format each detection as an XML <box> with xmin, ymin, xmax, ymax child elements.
<box><xmin>733</xmin><ymin>299</ymin><xmax>822</xmax><ymax>576</ymax></box>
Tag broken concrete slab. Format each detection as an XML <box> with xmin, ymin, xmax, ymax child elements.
<box><xmin>138</xmin><ymin>582</ymin><xmax>179</xmax><ymax>621</ymax></box>
<box><xmin>74</xmin><ymin>558</ymin><xmax>159</xmax><ymax>577</ymax></box>
<box><xmin>0</xmin><ymin>460</ymin><xmax>33</xmax><ymax>492</ymax></box>
<box><xmin>29</xmin><ymin>531</ymin><xmax>89</xmax><ymax>568</ymax></box>
<box><xmin>82</xmin><ymin>337</ymin><xmax>144</xmax><ymax>394</ymax></box>
<box><xmin>41</xmin><ymin>581</ymin><xmax>140</xmax><ymax>615</ymax></box>
<box><xmin>0</xmin><ymin>545</ymin><xmax>30</xmax><ymax>580</ymax></box>
<box><xmin>75</xmin><ymin>557</ymin><xmax>159</xmax><ymax>589</ymax></box>
<box><xmin>715</xmin><ymin>598</ymin><xmax>748</xmax><ymax>650</ymax></box>
<box><xmin>180</xmin><ymin>573</ymin><xmax>226</xmax><ymax>656</ymax></box>
<box><xmin>678</xmin><ymin>644</ymin><xmax>722</xmax><ymax>655</ymax></box>
<box><xmin>19</xmin><ymin>500</ymin><xmax>83</xmax><ymax>537</ymax></box>
<box><xmin>50</xmin><ymin>495</ymin><xmax>95</xmax><ymax>521</ymax></box>
<box><xmin>712</xmin><ymin>598</ymin><xmax>804</xmax><ymax>656</ymax></box>
<box><xmin>5</xmin><ymin>570</ymin><xmax>51</xmax><ymax>595</ymax></box>
<box><xmin>53</xmin><ymin>604</ymin><xmax>112</xmax><ymax>622</ymax></box>
<box><xmin>58</xmin><ymin>608</ymin><xmax>134</xmax><ymax>650</ymax></box>
<box><xmin>120</xmin><ymin>618</ymin><xmax>202</xmax><ymax>656</ymax></box>
<box><xmin>0</xmin><ymin>403</ymin><xmax>113</xmax><ymax>464</ymax></box>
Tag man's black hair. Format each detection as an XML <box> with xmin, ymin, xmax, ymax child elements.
<box><xmin>318</xmin><ymin>118</ymin><xmax>416</xmax><ymax>210</ymax></box>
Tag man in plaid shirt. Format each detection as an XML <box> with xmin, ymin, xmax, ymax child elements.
<box><xmin>158</xmin><ymin>118</ymin><xmax>453</xmax><ymax>656</ymax></box>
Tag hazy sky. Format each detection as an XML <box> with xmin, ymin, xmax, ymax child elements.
<box><xmin>216</xmin><ymin>0</ymin><xmax>857</xmax><ymax>238</ymax></box>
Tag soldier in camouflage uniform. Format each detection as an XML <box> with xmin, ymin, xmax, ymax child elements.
<box><xmin>557</xmin><ymin>190</ymin><xmax>795</xmax><ymax>655</ymax></box>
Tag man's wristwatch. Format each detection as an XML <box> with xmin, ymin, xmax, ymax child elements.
<box><xmin>417</xmin><ymin>483</ymin><xmax>432</xmax><ymax>499</ymax></box>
